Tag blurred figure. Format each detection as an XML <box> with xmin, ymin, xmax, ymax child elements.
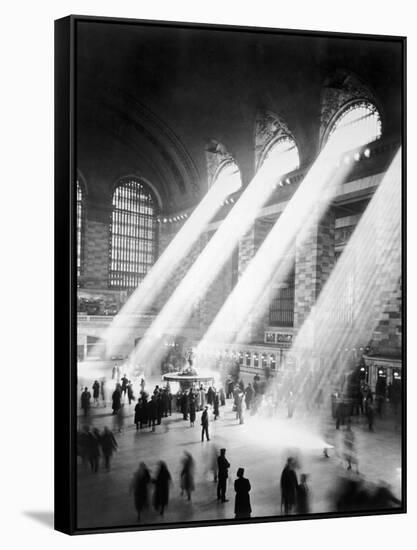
<box><xmin>234</xmin><ymin>468</ymin><xmax>251</xmax><ymax>519</ymax></box>
<box><xmin>112</xmin><ymin>384</ymin><xmax>122</xmax><ymax>415</ymax></box>
<box><xmin>77</xmin><ymin>425</ymin><xmax>90</xmax><ymax>467</ymax></box>
<box><xmin>296</xmin><ymin>474</ymin><xmax>310</xmax><ymax>514</ymax></box>
<box><xmin>100</xmin><ymin>426</ymin><xmax>118</xmax><ymax>470</ymax></box>
<box><xmin>100</xmin><ymin>378</ymin><xmax>106</xmax><ymax>407</ymax></box>
<box><xmin>367</xmin><ymin>399</ymin><xmax>375</xmax><ymax>431</ymax></box>
<box><xmin>121</xmin><ymin>373</ymin><xmax>129</xmax><ymax>397</ymax></box>
<box><xmin>153</xmin><ymin>461</ymin><xmax>172</xmax><ymax>516</ymax></box>
<box><xmin>280</xmin><ymin>457</ymin><xmax>298</xmax><ymax>514</ymax></box>
<box><xmin>372</xmin><ymin>480</ymin><xmax>401</xmax><ymax>509</ymax></box>
<box><xmin>344</xmin><ymin>420</ymin><xmax>359</xmax><ymax>473</ymax></box>
<box><xmin>287</xmin><ymin>391</ymin><xmax>295</xmax><ymax>418</ymax></box>
<box><xmin>245</xmin><ymin>383</ymin><xmax>253</xmax><ymax>410</ymax></box>
<box><xmin>236</xmin><ymin>391</ymin><xmax>244</xmax><ymax>424</ymax></box>
<box><xmin>213</xmin><ymin>391</ymin><xmax>220</xmax><ymax>420</ymax></box>
<box><xmin>92</xmin><ymin>380</ymin><xmax>100</xmax><ymax>407</ymax></box>
<box><xmin>180</xmin><ymin>452</ymin><xmax>195</xmax><ymax>501</ymax></box>
<box><xmin>334</xmin><ymin>473</ymin><xmax>372</xmax><ymax>512</ymax></box>
<box><xmin>127</xmin><ymin>381</ymin><xmax>135</xmax><ymax>405</ymax></box>
<box><xmin>217</xmin><ymin>448</ymin><xmax>230</xmax><ymax>502</ymax></box>
<box><xmin>115</xmin><ymin>404</ymin><xmax>125</xmax><ymax>433</ymax></box>
<box><xmin>134</xmin><ymin>398</ymin><xmax>145</xmax><ymax>431</ymax></box>
<box><xmin>130</xmin><ymin>462</ymin><xmax>151</xmax><ymax>521</ymax></box>
<box><xmin>81</xmin><ymin>387</ymin><xmax>91</xmax><ymax>417</ymax></box>
<box><xmin>201</xmin><ymin>406</ymin><xmax>210</xmax><ymax>441</ymax></box>
<box><xmin>147</xmin><ymin>395</ymin><xmax>158</xmax><ymax>432</ymax></box>
<box><xmin>87</xmin><ymin>428</ymin><xmax>100</xmax><ymax>473</ymax></box>
<box><xmin>207</xmin><ymin>445</ymin><xmax>218</xmax><ymax>482</ymax></box>
<box><xmin>219</xmin><ymin>387</ymin><xmax>226</xmax><ymax>407</ymax></box>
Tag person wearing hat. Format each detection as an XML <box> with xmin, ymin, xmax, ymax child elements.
<box><xmin>217</xmin><ymin>448</ymin><xmax>230</xmax><ymax>502</ymax></box>
<box><xmin>201</xmin><ymin>406</ymin><xmax>210</xmax><ymax>441</ymax></box>
<box><xmin>234</xmin><ymin>467</ymin><xmax>251</xmax><ymax>519</ymax></box>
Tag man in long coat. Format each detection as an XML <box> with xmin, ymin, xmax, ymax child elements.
<box><xmin>217</xmin><ymin>448</ymin><xmax>230</xmax><ymax>502</ymax></box>
<box><xmin>81</xmin><ymin>387</ymin><xmax>91</xmax><ymax>417</ymax></box>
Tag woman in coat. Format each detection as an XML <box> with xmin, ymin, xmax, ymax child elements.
<box><xmin>130</xmin><ymin>462</ymin><xmax>151</xmax><ymax>521</ymax></box>
<box><xmin>180</xmin><ymin>452</ymin><xmax>195</xmax><ymax>500</ymax></box>
<box><xmin>153</xmin><ymin>461</ymin><xmax>172</xmax><ymax>515</ymax></box>
<box><xmin>234</xmin><ymin>468</ymin><xmax>252</xmax><ymax>519</ymax></box>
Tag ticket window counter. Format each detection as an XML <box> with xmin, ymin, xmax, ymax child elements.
<box><xmin>245</xmin><ymin>352</ymin><xmax>251</xmax><ymax>368</ymax></box>
<box><xmin>270</xmin><ymin>354</ymin><xmax>277</xmax><ymax>372</ymax></box>
<box><xmin>253</xmin><ymin>353</ymin><xmax>259</xmax><ymax>369</ymax></box>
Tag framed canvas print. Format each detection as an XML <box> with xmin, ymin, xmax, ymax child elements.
<box><xmin>54</xmin><ymin>15</ymin><xmax>406</xmax><ymax>535</ymax></box>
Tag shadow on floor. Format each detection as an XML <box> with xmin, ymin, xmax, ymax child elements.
<box><xmin>23</xmin><ymin>510</ymin><xmax>54</xmax><ymax>529</ymax></box>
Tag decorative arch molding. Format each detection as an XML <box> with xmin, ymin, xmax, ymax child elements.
<box><xmin>319</xmin><ymin>69</ymin><xmax>382</xmax><ymax>147</ymax></box>
<box><xmin>254</xmin><ymin>110</ymin><xmax>297</xmax><ymax>171</ymax></box>
<box><xmin>205</xmin><ymin>138</ymin><xmax>237</xmax><ymax>189</ymax></box>
<box><xmin>78</xmin><ymin>84</ymin><xmax>201</xmax><ymax>205</ymax></box>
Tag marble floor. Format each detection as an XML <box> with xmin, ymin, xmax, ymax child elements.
<box><xmin>76</xmin><ymin>376</ymin><xmax>402</xmax><ymax>530</ymax></box>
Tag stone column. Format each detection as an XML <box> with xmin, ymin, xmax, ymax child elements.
<box><xmin>294</xmin><ymin>207</ymin><xmax>336</xmax><ymax>329</ymax></box>
<box><xmin>237</xmin><ymin>218</ymin><xmax>274</xmax><ymax>342</ymax></box>
<box><xmin>82</xmin><ymin>203</ymin><xmax>110</xmax><ymax>289</ymax></box>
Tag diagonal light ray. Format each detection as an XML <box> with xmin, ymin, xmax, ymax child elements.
<box><xmin>98</xmin><ymin>171</ymin><xmax>241</xmax><ymax>358</ymax></box>
<box><xmin>273</xmin><ymin>149</ymin><xmax>401</xmax><ymax>407</ymax></box>
<box><xmin>196</xmin><ymin>138</ymin><xmax>362</xmax><ymax>355</ymax></box>
<box><xmin>128</xmin><ymin>144</ymin><xmax>301</xmax><ymax>374</ymax></box>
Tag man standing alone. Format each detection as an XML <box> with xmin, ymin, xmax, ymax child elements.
<box><xmin>217</xmin><ymin>448</ymin><xmax>230</xmax><ymax>502</ymax></box>
<box><xmin>201</xmin><ymin>406</ymin><xmax>210</xmax><ymax>441</ymax></box>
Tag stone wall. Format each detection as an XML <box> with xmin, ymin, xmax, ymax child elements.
<box><xmin>294</xmin><ymin>208</ymin><xmax>336</xmax><ymax>329</ymax></box>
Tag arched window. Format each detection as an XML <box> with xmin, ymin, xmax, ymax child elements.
<box><xmin>260</xmin><ymin>135</ymin><xmax>300</xmax><ymax>176</ymax></box>
<box><xmin>109</xmin><ymin>177</ymin><xmax>157</xmax><ymax>289</ymax></box>
<box><xmin>326</xmin><ymin>101</ymin><xmax>382</xmax><ymax>151</ymax></box>
<box><xmin>76</xmin><ymin>180</ymin><xmax>84</xmax><ymax>279</ymax></box>
<box><xmin>212</xmin><ymin>160</ymin><xmax>242</xmax><ymax>196</ymax></box>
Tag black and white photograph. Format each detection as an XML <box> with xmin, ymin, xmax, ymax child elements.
<box><xmin>55</xmin><ymin>13</ymin><xmax>405</xmax><ymax>535</ymax></box>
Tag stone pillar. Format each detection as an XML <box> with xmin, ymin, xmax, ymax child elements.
<box><xmin>82</xmin><ymin>204</ymin><xmax>110</xmax><ymax>289</ymax></box>
<box><xmin>237</xmin><ymin>218</ymin><xmax>274</xmax><ymax>342</ymax></box>
<box><xmin>294</xmin><ymin>207</ymin><xmax>336</xmax><ymax>329</ymax></box>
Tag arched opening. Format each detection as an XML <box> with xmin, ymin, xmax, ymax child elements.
<box><xmin>109</xmin><ymin>177</ymin><xmax>157</xmax><ymax>289</ymax></box>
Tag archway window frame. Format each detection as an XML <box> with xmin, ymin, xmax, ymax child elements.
<box><xmin>109</xmin><ymin>176</ymin><xmax>159</xmax><ymax>290</ymax></box>
<box><xmin>211</xmin><ymin>158</ymin><xmax>242</xmax><ymax>196</ymax></box>
<box><xmin>322</xmin><ymin>99</ymin><xmax>383</xmax><ymax>151</ymax></box>
<box><xmin>257</xmin><ymin>134</ymin><xmax>301</xmax><ymax>176</ymax></box>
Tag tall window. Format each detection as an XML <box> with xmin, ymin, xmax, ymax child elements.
<box><xmin>269</xmin><ymin>266</ymin><xmax>295</xmax><ymax>327</ymax></box>
<box><xmin>109</xmin><ymin>177</ymin><xmax>157</xmax><ymax>289</ymax></box>
<box><xmin>76</xmin><ymin>180</ymin><xmax>84</xmax><ymax>279</ymax></box>
<box><xmin>327</xmin><ymin>101</ymin><xmax>382</xmax><ymax>151</ymax></box>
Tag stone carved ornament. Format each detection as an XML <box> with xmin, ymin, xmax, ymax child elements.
<box><xmin>255</xmin><ymin>110</ymin><xmax>294</xmax><ymax>170</ymax></box>
<box><xmin>319</xmin><ymin>69</ymin><xmax>378</xmax><ymax>146</ymax></box>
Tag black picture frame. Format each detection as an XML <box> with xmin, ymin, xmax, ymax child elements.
<box><xmin>55</xmin><ymin>14</ymin><xmax>406</xmax><ymax>535</ymax></box>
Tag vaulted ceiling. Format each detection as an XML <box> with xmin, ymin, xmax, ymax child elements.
<box><xmin>76</xmin><ymin>19</ymin><xmax>402</xmax><ymax>213</ymax></box>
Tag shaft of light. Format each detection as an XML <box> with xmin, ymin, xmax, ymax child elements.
<box><xmin>276</xmin><ymin>149</ymin><xmax>401</xmax><ymax>406</ymax></box>
<box><xmin>97</xmin><ymin>170</ymin><xmax>241</xmax><ymax>358</ymax></box>
<box><xmin>196</xmin><ymin>132</ymin><xmax>363</xmax><ymax>355</ymax></box>
<box><xmin>129</xmin><ymin>146</ymin><xmax>300</xmax><ymax>375</ymax></box>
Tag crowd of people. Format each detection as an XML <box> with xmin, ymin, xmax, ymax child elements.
<box><xmin>77</xmin><ymin>362</ymin><xmax>401</xmax><ymax>523</ymax></box>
